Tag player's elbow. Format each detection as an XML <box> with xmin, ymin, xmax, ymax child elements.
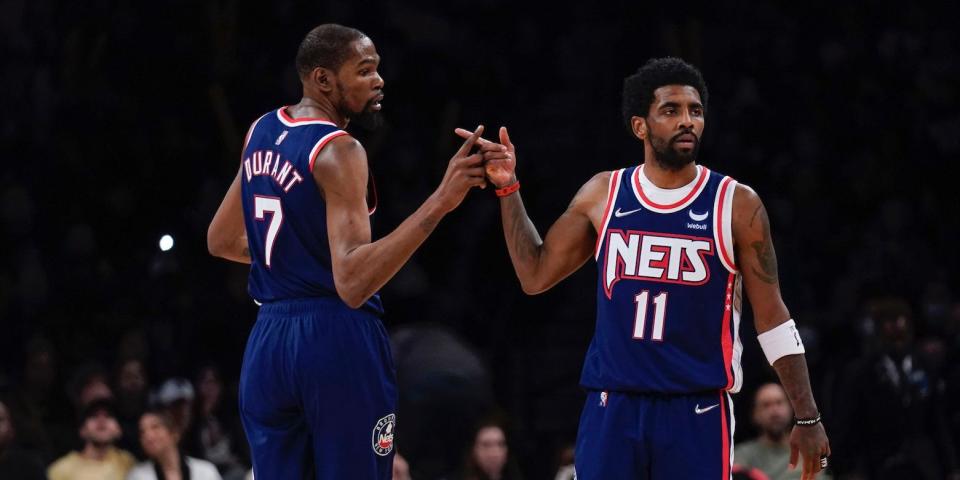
<box><xmin>206</xmin><ymin>229</ymin><xmax>228</xmax><ymax>258</ymax></box>
<box><xmin>334</xmin><ymin>277</ymin><xmax>371</xmax><ymax>309</ymax></box>
<box><xmin>337</xmin><ymin>289</ymin><xmax>369</xmax><ymax>310</ymax></box>
<box><xmin>519</xmin><ymin>277</ymin><xmax>549</xmax><ymax>295</ymax></box>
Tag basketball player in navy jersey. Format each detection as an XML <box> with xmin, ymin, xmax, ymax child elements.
<box><xmin>458</xmin><ymin>58</ymin><xmax>830</xmax><ymax>479</ymax></box>
<box><xmin>208</xmin><ymin>24</ymin><xmax>487</xmax><ymax>479</ymax></box>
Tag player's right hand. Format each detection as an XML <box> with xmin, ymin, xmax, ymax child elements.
<box><xmin>433</xmin><ymin>125</ymin><xmax>487</xmax><ymax>213</ymax></box>
<box><xmin>454</xmin><ymin>126</ymin><xmax>517</xmax><ymax>188</ymax></box>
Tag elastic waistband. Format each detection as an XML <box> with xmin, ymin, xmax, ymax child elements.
<box><xmin>587</xmin><ymin>388</ymin><xmax>727</xmax><ymax>399</ymax></box>
<box><xmin>257</xmin><ymin>296</ymin><xmax>382</xmax><ymax>318</ymax></box>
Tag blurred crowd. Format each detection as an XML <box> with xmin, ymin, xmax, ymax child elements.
<box><xmin>2</xmin><ymin>0</ymin><xmax>959</xmax><ymax>479</ymax></box>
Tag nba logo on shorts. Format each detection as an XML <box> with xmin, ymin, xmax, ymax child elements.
<box><xmin>599</xmin><ymin>391</ymin><xmax>608</xmax><ymax>407</ymax></box>
<box><xmin>372</xmin><ymin>413</ymin><xmax>396</xmax><ymax>456</ymax></box>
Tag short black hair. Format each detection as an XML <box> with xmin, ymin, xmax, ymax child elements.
<box><xmin>621</xmin><ymin>57</ymin><xmax>708</xmax><ymax>129</ymax></box>
<box><xmin>295</xmin><ymin>24</ymin><xmax>367</xmax><ymax>77</ymax></box>
<box><xmin>78</xmin><ymin>397</ymin><xmax>116</xmax><ymax>426</ymax></box>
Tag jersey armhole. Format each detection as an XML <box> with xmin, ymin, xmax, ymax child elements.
<box><xmin>594</xmin><ymin>169</ymin><xmax>623</xmax><ymax>261</ymax></box>
<box><xmin>713</xmin><ymin>177</ymin><xmax>738</xmax><ymax>273</ymax></box>
<box><xmin>241</xmin><ymin>113</ymin><xmax>270</xmax><ymax>160</ymax></box>
<box><xmin>308</xmin><ymin>130</ymin><xmax>350</xmax><ymax>173</ymax></box>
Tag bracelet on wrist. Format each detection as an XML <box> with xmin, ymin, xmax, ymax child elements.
<box><xmin>495</xmin><ymin>180</ymin><xmax>520</xmax><ymax>197</ymax></box>
<box><xmin>794</xmin><ymin>413</ymin><xmax>821</xmax><ymax>426</ymax></box>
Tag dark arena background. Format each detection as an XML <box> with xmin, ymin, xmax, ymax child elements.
<box><xmin>2</xmin><ymin>1</ymin><xmax>959</xmax><ymax>479</ymax></box>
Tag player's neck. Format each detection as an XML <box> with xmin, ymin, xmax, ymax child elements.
<box><xmin>640</xmin><ymin>160</ymin><xmax>699</xmax><ymax>189</ymax></box>
<box><xmin>289</xmin><ymin>96</ymin><xmax>349</xmax><ymax>129</ymax></box>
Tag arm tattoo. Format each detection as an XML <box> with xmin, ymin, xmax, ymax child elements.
<box><xmin>241</xmin><ymin>247</ymin><xmax>251</xmax><ymax>259</ymax></box>
<box><xmin>418</xmin><ymin>216</ymin><xmax>439</xmax><ymax>232</ymax></box>
<box><xmin>504</xmin><ymin>194</ymin><xmax>542</xmax><ymax>263</ymax></box>
<box><xmin>749</xmin><ymin>205</ymin><xmax>762</xmax><ymax>227</ymax></box>
<box><xmin>772</xmin><ymin>354</ymin><xmax>818</xmax><ymax>417</ymax></box>
<box><xmin>749</xmin><ymin>206</ymin><xmax>779</xmax><ymax>284</ymax></box>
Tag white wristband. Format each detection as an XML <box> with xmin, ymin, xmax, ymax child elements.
<box><xmin>757</xmin><ymin>319</ymin><xmax>805</xmax><ymax>365</ymax></box>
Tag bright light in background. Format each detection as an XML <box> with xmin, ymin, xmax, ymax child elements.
<box><xmin>159</xmin><ymin>234</ymin><xmax>175</xmax><ymax>252</ymax></box>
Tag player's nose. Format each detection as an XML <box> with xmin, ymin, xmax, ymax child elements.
<box><xmin>373</xmin><ymin>71</ymin><xmax>384</xmax><ymax>90</ymax></box>
<box><xmin>678</xmin><ymin>109</ymin><xmax>694</xmax><ymax>129</ymax></box>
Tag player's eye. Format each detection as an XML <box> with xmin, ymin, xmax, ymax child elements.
<box><xmin>359</xmin><ymin>69</ymin><xmax>370</xmax><ymax>76</ymax></box>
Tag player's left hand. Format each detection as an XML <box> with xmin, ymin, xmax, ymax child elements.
<box><xmin>454</xmin><ymin>126</ymin><xmax>517</xmax><ymax>188</ymax></box>
<box><xmin>788</xmin><ymin>422</ymin><xmax>830</xmax><ymax>479</ymax></box>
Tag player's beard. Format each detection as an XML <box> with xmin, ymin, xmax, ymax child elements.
<box><xmin>349</xmin><ymin>99</ymin><xmax>383</xmax><ymax>131</ymax></box>
<box><xmin>648</xmin><ymin>128</ymin><xmax>699</xmax><ymax>171</ymax></box>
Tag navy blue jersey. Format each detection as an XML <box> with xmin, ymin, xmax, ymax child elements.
<box><xmin>239</xmin><ymin>107</ymin><xmax>383</xmax><ymax>314</ymax></box>
<box><xmin>584</xmin><ymin>164</ymin><xmax>743</xmax><ymax>394</ymax></box>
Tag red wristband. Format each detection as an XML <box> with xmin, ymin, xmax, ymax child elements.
<box><xmin>495</xmin><ymin>181</ymin><xmax>520</xmax><ymax>197</ymax></box>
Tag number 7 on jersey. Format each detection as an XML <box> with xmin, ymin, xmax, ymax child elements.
<box><xmin>254</xmin><ymin>195</ymin><xmax>283</xmax><ymax>267</ymax></box>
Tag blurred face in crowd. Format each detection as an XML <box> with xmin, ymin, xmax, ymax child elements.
<box><xmin>197</xmin><ymin>367</ymin><xmax>222</xmax><ymax>412</ymax></box>
<box><xmin>140</xmin><ymin>413</ymin><xmax>179</xmax><ymax>459</ymax></box>
<box><xmin>333</xmin><ymin>36</ymin><xmax>384</xmax><ymax>129</ymax></box>
<box><xmin>0</xmin><ymin>401</ymin><xmax>14</xmax><ymax>450</ymax></box>
<box><xmin>80</xmin><ymin>376</ymin><xmax>113</xmax><ymax>407</ymax></box>
<box><xmin>752</xmin><ymin>383</ymin><xmax>793</xmax><ymax>441</ymax></box>
<box><xmin>879</xmin><ymin>313</ymin><xmax>913</xmax><ymax>355</ymax></box>
<box><xmin>24</xmin><ymin>348</ymin><xmax>55</xmax><ymax>393</ymax></box>
<box><xmin>472</xmin><ymin>426</ymin><xmax>508</xmax><ymax>478</ymax></box>
<box><xmin>80</xmin><ymin>409</ymin><xmax>122</xmax><ymax>447</ymax></box>
<box><xmin>118</xmin><ymin>359</ymin><xmax>147</xmax><ymax>397</ymax></box>
<box><xmin>635</xmin><ymin>85</ymin><xmax>705</xmax><ymax>170</ymax></box>
<box><xmin>392</xmin><ymin>453</ymin><xmax>411</xmax><ymax>480</ymax></box>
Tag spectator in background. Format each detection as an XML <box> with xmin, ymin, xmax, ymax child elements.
<box><xmin>393</xmin><ymin>452</ymin><xmax>411</xmax><ymax>480</ymax></box>
<box><xmin>832</xmin><ymin>298</ymin><xmax>959</xmax><ymax>479</ymax></box>
<box><xmin>114</xmin><ymin>358</ymin><xmax>149</xmax><ymax>459</ymax></box>
<box><xmin>7</xmin><ymin>336</ymin><xmax>69</xmax><ymax>462</ymax></box>
<box><xmin>155</xmin><ymin>378</ymin><xmax>194</xmax><ymax>436</ymax></box>
<box><xmin>47</xmin><ymin>398</ymin><xmax>136</xmax><ymax>480</ymax></box>
<box><xmin>553</xmin><ymin>443</ymin><xmax>575</xmax><ymax>480</ymax></box>
<box><xmin>68</xmin><ymin>363</ymin><xmax>114</xmax><ymax>411</ymax></box>
<box><xmin>127</xmin><ymin>408</ymin><xmax>221</xmax><ymax>480</ymax></box>
<box><xmin>735</xmin><ymin>383</ymin><xmax>828</xmax><ymax>480</ymax></box>
<box><xmin>0</xmin><ymin>396</ymin><xmax>46</xmax><ymax>480</ymax></box>
<box><xmin>184</xmin><ymin>365</ymin><xmax>248</xmax><ymax>480</ymax></box>
<box><xmin>732</xmin><ymin>464</ymin><xmax>771</xmax><ymax>480</ymax></box>
<box><xmin>458</xmin><ymin>419</ymin><xmax>523</xmax><ymax>480</ymax></box>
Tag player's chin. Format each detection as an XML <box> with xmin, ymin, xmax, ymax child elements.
<box><xmin>351</xmin><ymin>109</ymin><xmax>384</xmax><ymax>131</ymax></box>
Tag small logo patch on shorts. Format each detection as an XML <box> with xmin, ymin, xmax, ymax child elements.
<box><xmin>372</xmin><ymin>413</ymin><xmax>396</xmax><ymax>456</ymax></box>
<box><xmin>599</xmin><ymin>391</ymin><xmax>608</xmax><ymax>407</ymax></box>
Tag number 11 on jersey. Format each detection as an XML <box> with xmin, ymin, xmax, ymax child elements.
<box><xmin>633</xmin><ymin>291</ymin><xmax>668</xmax><ymax>341</ymax></box>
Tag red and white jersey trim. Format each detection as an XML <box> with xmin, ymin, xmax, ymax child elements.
<box><xmin>631</xmin><ymin>165</ymin><xmax>710</xmax><ymax>213</ymax></box>
<box><xmin>276</xmin><ymin>107</ymin><xmax>338</xmax><ymax>127</ymax></box>
<box><xmin>713</xmin><ymin>177</ymin><xmax>738</xmax><ymax>273</ymax></box>
<box><xmin>731</xmin><ymin>273</ymin><xmax>743</xmax><ymax>393</ymax></box>
<box><xmin>308</xmin><ymin>130</ymin><xmax>350</xmax><ymax>172</ymax></box>
<box><xmin>242</xmin><ymin>113</ymin><xmax>270</xmax><ymax>156</ymax></box>
<box><xmin>594</xmin><ymin>169</ymin><xmax>624</xmax><ymax>260</ymax></box>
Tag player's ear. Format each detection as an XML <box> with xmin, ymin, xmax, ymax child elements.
<box><xmin>631</xmin><ymin>116</ymin><xmax>647</xmax><ymax>143</ymax></box>
<box><xmin>310</xmin><ymin>67</ymin><xmax>335</xmax><ymax>93</ymax></box>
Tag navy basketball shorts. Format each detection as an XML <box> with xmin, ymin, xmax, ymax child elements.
<box><xmin>239</xmin><ymin>297</ymin><xmax>397</xmax><ymax>479</ymax></box>
<box><xmin>574</xmin><ymin>390</ymin><xmax>734</xmax><ymax>479</ymax></box>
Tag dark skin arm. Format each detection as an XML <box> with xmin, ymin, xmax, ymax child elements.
<box><xmin>316</xmin><ymin>128</ymin><xmax>486</xmax><ymax>308</ymax></box>
<box><xmin>207</xmin><ymin>168</ymin><xmax>252</xmax><ymax>264</ymax></box>
<box><xmin>456</xmin><ymin>127</ymin><xmax>608</xmax><ymax>294</ymax></box>
<box><xmin>732</xmin><ymin>184</ymin><xmax>831</xmax><ymax>480</ymax></box>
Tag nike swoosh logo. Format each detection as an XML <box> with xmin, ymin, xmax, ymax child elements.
<box><xmin>694</xmin><ymin>403</ymin><xmax>719</xmax><ymax>415</ymax></box>
<box><xmin>689</xmin><ymin>210</ymin><xmax>709</xmax><ymax>221</ymax></box>
<box><xmin>614</xmin><ymin>207</ymin><xmax>643</xmax><ymax>218</ymax></box>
